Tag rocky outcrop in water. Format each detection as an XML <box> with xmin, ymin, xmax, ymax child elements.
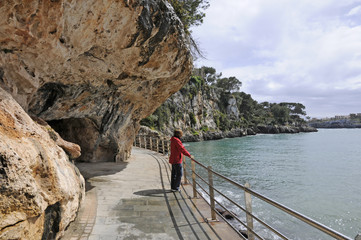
<box><xmin>0</xmin><ymin>0</ymin><xmax>192</xmax><ymax>162</ymax></box>
<box><xmin>0</xmin><ymin>88</ymin><xmax>85</xmax><ymax>240</ymax></box>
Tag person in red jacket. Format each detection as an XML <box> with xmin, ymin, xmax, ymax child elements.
<box><xmin>169</xmin><ymin>129</ymin><xmax>194</xmax><ymax>192</ymax></box>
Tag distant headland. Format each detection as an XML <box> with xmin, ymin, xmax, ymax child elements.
<box><xmin>308</xmin><ymin>113</ymin><xmax>361</xmax><ymax>128</ymax></box>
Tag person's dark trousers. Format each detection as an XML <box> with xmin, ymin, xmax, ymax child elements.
<box><xmin>171</xmin><ymin>163</ymin><xmax>183</xmax><ymax>190</ymax></box>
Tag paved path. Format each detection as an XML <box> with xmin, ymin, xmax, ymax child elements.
<box><xmin>62</xmin><ymin>147</ymin><xmax>240</xmax><ymax>240</ymax></box>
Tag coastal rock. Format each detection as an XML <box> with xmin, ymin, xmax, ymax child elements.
<box><xmin>247</xmin><ymin>128</ymin><xmax>256</xmax><ymax>135</ymax></box>
<box><xmin>224</xmin><ymin>128</ymin><xmax>246</xmax><ymax>138</ymax></box>
<box><xmin>182</xmin><ymin>133</ymin><xmax>202</xmax><ymax>142</ymax></box>
<box><xmin>0</xmin><ymin>0</ymin><xmax>192</xmax><ymax>162</ymax></box>
<box><xmin>203</xmin><ymin>131</ymin><xmax>224</xmax><ymax>141</ymax></box>
<box><xmin>299</xmin><ymin>126</ymin><xmax>318</xmax><ymax>132</ymax></box>
<box><xmin>308</xmin><ymin>119</ymin><xmax>361</xmax><ymax>128</ymax></box>
<box><xmin>226</xmin><ymin>96</ymin><xmax>240</xmax><ymax>119</ymax></box>
<box><xmin>216</xmin><ymin>207</ymin><xmax>236</xmax><ymax>220</ymax></box>
<box><xmin>256</xmin><ymin>125</ymin><xmax>317</xmax><ymax>134</ymax></box>
<box><xmin>0</xmin><ymin>88</ymin><xmax>84</xmax><ymax>240</ymax></box>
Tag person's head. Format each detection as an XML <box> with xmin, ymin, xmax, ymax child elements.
<box><xmin>174</xmin><ymin>129</ymin><xmax>183</xmax><ymax>138</ymax></box>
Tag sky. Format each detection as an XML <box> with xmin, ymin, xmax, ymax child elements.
<box><xmin>191</xmin><ymin>0</ymin><xmax>361</xmax><ymax>118</ymax></box>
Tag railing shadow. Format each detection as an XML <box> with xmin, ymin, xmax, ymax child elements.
<box><xmin>146</xmin><ymin>153</ymin><xmax>223</xmax><ymax>240</ymax></box>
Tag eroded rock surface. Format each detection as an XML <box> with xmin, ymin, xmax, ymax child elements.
<box><xmin>0</xmin><ymin>0</ymin><xmax>192</xmax><ymax>162</ymax></box>
<box><xmin>0</xmin><ymin>88</ymin><xmax>85</xmax><ymax>240</ymax></box>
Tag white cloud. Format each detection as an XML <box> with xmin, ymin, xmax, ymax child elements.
<box><xmin>192</xmin><ymin>0</ymin><xmax>361</xmax><ymax>117</ymax></box>
<box><xmin>347</xmin><ymin>5</ymin><xmax>361</xmax><ymax>16</ymax></box>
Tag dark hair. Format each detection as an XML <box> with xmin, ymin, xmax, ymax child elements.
<box><xmin>174</xmin><ymin>129</ymin><xmax>183</xmax><ymax>138</ymax></box>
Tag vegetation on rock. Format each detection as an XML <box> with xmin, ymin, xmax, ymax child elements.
<box><xmin>140</xmin><ymin>66</ymin><xmax>312</xmax><ymax>139</ymax></box>
<box><xmin>168</xmin><ymin>0</ymin><xmax>210</xmax><ymax>34</ymax></box>
<box><xmin>168</xmin><ymin>0</ymin><xmax>209</xmax><ymax>58</ymax></box>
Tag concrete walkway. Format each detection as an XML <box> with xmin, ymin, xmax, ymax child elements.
<box><xmin>62</xmin><ymin>147</ymin><xmax>240</xmax><ymax>240</ymax></box>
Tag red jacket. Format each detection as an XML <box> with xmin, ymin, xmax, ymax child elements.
<box><xmin>169</xmin><ymin>136</ymin><xmax>191</xmax><ymax>164</ymax></box>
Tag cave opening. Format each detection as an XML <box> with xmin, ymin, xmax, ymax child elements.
<box><xmin>48</xmin><ymin>118</ymin><xmax>117</xmax><ymax>162</ymax></box>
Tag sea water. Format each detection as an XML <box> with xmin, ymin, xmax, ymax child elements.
<box><xmin>186</xmin><ymin>129</ymin><xmax>361</xmax><ymax>239</ymax></box>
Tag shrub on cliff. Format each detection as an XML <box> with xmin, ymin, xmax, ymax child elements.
<box><xmin>215</xmin><ymin>76</ymin><xmax>242</xmax><ymax>93</ymax></box>
<box><xmin>168</xmin><ymin>0</ymin><xmax>210</xmax><ymax>33</ymax></box>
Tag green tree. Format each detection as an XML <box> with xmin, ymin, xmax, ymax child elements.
<box><xmin>293</xmin><ymin>103</ymin><xmax>306</xmax><ymax>115</ymax></box>
<box><xmin>200</xmin><ymin>66</ymin><xmax>222</xmax><ymax>84</ymax></box>
<box><xmin>280</xmin><ymin>102</ymin><xmax>306</xmax><ymax>116</ymax></box>
<box><xmin>168</xmin><ymin>0</ymin><xmax>209</xmax><ymax>33</ymax></box>
<box><xmin>271</xmin><ymin>104</ymin><xmax>290</xmax><ymax>124</ymax></box>
<box><xmin>216</xmin><ymin>76</ymin><xmax>242</xmax><ymax>92</ymax></box>
<box><xmin>260</xmin><ymin>101</ymin><xmax>270</xmax><ymax>109</ymax></box>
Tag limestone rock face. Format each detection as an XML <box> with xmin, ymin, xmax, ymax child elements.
<box><xmin>227</xmin><ymin>96</ymin><xmax>240</xmax><ymax>119</ymax></box>
<box><xmin>0</xmin><ymin>0</ymin><xmax>192</xmax><ymax>162</ymax></box>
<box><xmin>0</xmin><ymin>88</ymin><xmax>85</xmax><ymax>240</ymax></box>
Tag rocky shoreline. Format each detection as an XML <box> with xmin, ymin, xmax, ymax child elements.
<box><xmin>182</xmin><ymin>125</ymin><xmax>317</xmax><ymax>142</ymax></box>
<box><xmin>308</xmin><ymin>121</ymin><xmax>361</xmax><ymax>128</ymax></box>
<box><xmin>139</xmin><ymin>125</ymin><xmax>318</xmax><ymax>142</ymax></box>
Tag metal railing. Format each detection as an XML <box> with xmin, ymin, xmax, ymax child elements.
<box><xmin>134</xmin><ymin>135</ymin><xmax>359</xmax><ymax>240</ymax></box>
<box><xmin>133</xmin><ymin>135</ymin><xmax>170</xmax><ymax>155</ymax></box>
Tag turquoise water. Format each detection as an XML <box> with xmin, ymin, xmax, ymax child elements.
<box><xmin>185</xmin><ymin>129</ymin><xmax>361</xmax><ymax>239</ymax></box>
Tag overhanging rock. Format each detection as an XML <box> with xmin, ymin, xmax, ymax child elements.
<box><xmin>0</xmin><ymin>0</ymin><xmax>192</xmax><ymax>162</ymax></box>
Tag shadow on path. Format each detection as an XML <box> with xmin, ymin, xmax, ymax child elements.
<box><xmin>134</xmin><ymin>189</ymin><xmax>173</xmax><ymax>197</ymax></box>
<box><xmin>148</xmin><ymin>153</ymin><xmax>222</xmax><ymax>240</ymax></box>
<box><xmin>76</xmin><ymin>162</ymin><xmax>128</xmax><ymax>191</ymax></box>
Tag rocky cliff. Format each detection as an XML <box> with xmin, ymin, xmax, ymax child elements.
<box><xmin>0</xmin><ymin>0</ymin><xmax>192</xmax><ymax>239</ymax></box>
<box><xmin>140</xmin><ymin>76</ymin><xmax>317</xmax><ymax>140</ymax></box>
<box><xmin>0</xmin><ymin>0</ymin><xmax>192</xmax><ymax>162</ymax></box>
<box><xmin>0</xmin><ymin>88</ymin><xmax>84</xmax><ymax>240</ymax></box>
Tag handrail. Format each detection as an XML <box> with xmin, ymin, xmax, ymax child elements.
<box><xmin>184</xmin><ymin>159</ymin><xmax>353</xmax><ymax>240</ymax></box>
<box><xmin>206</xmin><ymin>167</ymin><xmax>352</xmax><ymax>240</ymax></box>
<box><xmin>133</xmin><ymin>134</ymin><xmax>170</xmax><ymax>155</ymax></box>
<box><xmin>210</xmin><ymin>180</ymin><xmax>288</xmax><ymax>240</ymax></box>
<box><xmin>134</xmin><ymin>134</ymin><xmax>358</xmax><ymax>240</ymax></box>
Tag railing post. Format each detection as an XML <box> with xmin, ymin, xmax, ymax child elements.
<box><xmin>138</xmin><ymin>135</ymin><xmax>141</xmax><ymax>147</ymax></box>
<box><xmin>156</xmin><ymin>138</ymin><xmax>159</xmax><ymax>153</ymax></box>
<box><xmin>183</xmin><ymin>155</ymin><xmax>188</xmax><ymax>184</ymax></box>
<box><xmin>244</xmin><ymin>182</ymin><xmax>254</xmax><ymax>240</ymax></box>
<box><xmin>207</xmin><ymin>166</ymin><xmax>217</xmax><ymax>221</ymax></box>
<box><xmin>162</xmin><ymin>139</ymin><xmax>165</xmax><ymax>155</ymax></box>
<box><xmin>150</xmin><ymin>137</ymin><xmax>153</xmax><ymax>150</ymax></box>
<box><xmin>191</xmin><ymin>160</ymin><xmax>197</xmax><ymax>198</ymax></box>
<box><xmin>143</xmin><ymin>135</ymin><xmax>146</xmax><ymax>149</ymax></box>
<box><xmin>167</xmin><ymin>141</ymin><xmax>170</xmax><ymax>155</ymax></box>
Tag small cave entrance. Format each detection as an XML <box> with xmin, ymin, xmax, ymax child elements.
<box><xmin>48</xmin><ymin>118</ymin><xmax>117</xmax><ymax>162</ymax></box>
<box><xmin>41</xmin><ymin>202</ymin><xmax>61</xmax><ymax>240</ymax></box>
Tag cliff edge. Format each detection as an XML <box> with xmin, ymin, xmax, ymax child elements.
<box><xmin>0</xmin><ymin>1</ymin><xmax>192</xmax><ymax>239</ymax></box>
<box><xmin>0</xmin><ymin>0</ymin><xmax>192</xmax><ymax>162</ymax></box>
